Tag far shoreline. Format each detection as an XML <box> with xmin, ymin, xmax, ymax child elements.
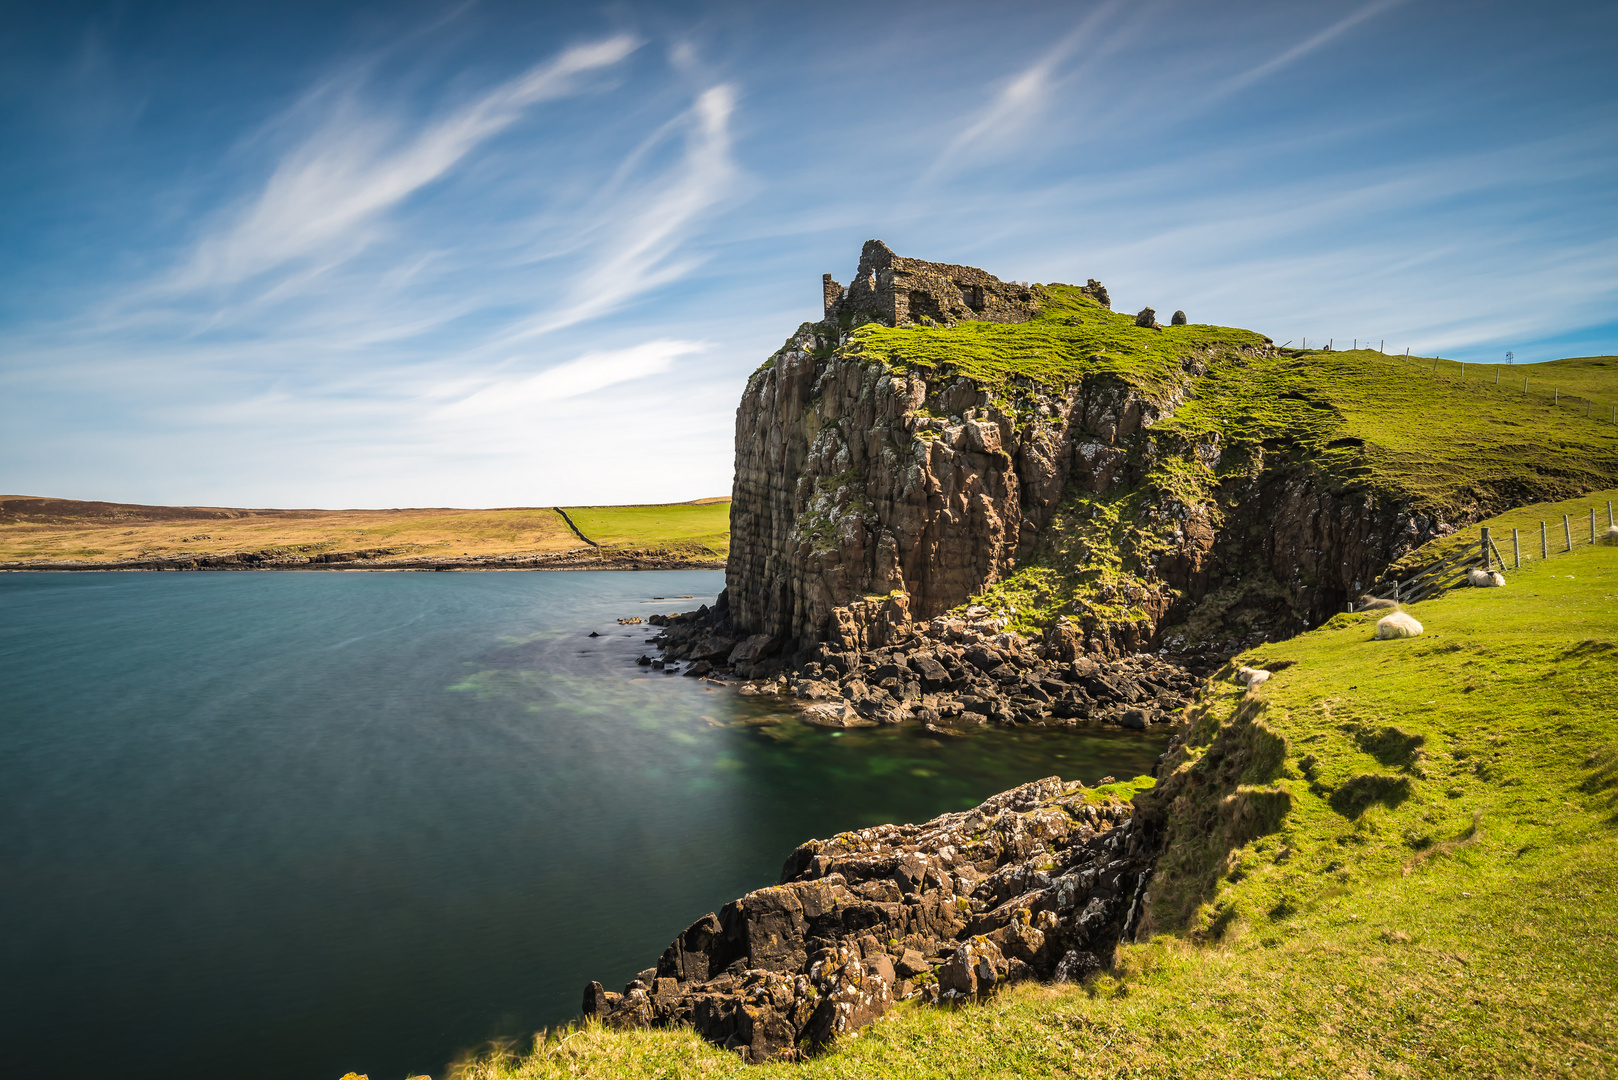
<box><xmin>0</xmin><ymin>551</ymin><xmax>726</xmax><ymax>573</ymax></box>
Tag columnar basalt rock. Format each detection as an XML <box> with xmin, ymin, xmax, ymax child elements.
<box><xmin>582</xmin><ymin>776</ymin><xmax>1155</xmax><ymax>1062</ymax></box>
<box><xmin>725</xmin><ymin>327</ymin><xmax>1180</xmax><ymax>660</ymax></box>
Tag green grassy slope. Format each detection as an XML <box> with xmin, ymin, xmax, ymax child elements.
<box><xmin>564</xmin><ymin>501</ymin><xmax>730</xmax><ymax>558</ymax></box>
<box><xmin>1160</xmin><ymin>348</ymin><xmax>1618</xmax><ymax>511</ymax></box>
<box><xmin>847</xmin><ymin>285</ymin><xmax>1269</xmax><ymax>397</ymax></box>
<box><xmin>462</xmin><ymin>513</ymin><xmax>1618</xmax><ymax>1080</ymax></box>
<box><xmin>849</xmin><ymin>292</ymin><xmax>1618</xmax><ymax>641</ymax></box>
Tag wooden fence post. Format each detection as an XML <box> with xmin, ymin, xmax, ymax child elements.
<box><xmin>1481</xmin><ymin>526</ymin><xmax>1491</xmax><ymax>570</ymax></box>
<box><xmin>1523</xmin><ymin>376</ymin><xmax>1528</xmax><ymax>394</ymax></box>
<box><xmin>1555</xmin><ymin>388</ymin><xmax>1559</xmax><ymax>406</ymax></box>
<box><xmin>1512</xmin><ymin>527</ymin><xmax>1520</xmax><ymax>568</ymax></box>
<box><xmin>1564</xmin><ymin>514</ymin><xmax>1572</xmax><ymax>552</ymax></box>
<box><xmin>1609</xmin><ymin>500</ymin><xmax>1614</xmax><ymax>528</ymax></box>
<box><xmin>1541</xmin><ymin>520</ymin><xmax>1548</xmax><ymax>559</ymax></box>
<box><xmin>1592</xmin><ymin>508</ymin><xmax>1598</xmax><ymax>544</ymax></box>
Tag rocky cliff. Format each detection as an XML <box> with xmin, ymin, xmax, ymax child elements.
<box><xmin>723</xmin><ymin>242</ymin><xmax>1471</xmax><ymax>672</ymax></box>
<box><xmin>583</xmin><ymin>775</ymin><xmax>1155</xmax><ymax>1062</ymax></box>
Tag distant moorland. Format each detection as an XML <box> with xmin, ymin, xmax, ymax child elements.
<box><xmin>0</xmin><ymin>496</ymin><xmax>730</xmax><ymax>569</ymax></box>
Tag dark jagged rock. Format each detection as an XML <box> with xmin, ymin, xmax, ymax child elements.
<box><xmin>1134</xmin><ymin>307</ymin><xmax>1160</xmax><ymax>329</ymax></box>
<box><xmin>645</xmin><ymin>598</ymin><xmax>1201</xmax><ymax>730</ymax></box>
<box><xmin>582</xmin><ymin>776</ymin><xmax>1153</xmax><ymax>1062</ymax></box>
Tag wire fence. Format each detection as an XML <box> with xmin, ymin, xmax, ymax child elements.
<box><xmin>1360</xmin><ymin>499</ymin><xmax>1617</xmax><ymax>606</ymax></box>
<box><xmin>1277</xmin><ymin>339</ymin><xmax>1618</xmax><ymax>427</ymax></box>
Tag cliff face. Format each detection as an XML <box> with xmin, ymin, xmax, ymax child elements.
<box><xmin>725</xmin><ymin>320</ymin><xmax>1171</xmax><ymax>658</ymax></box>
<box><xmin>724</xmin><ymin>244</ymin><xmax>1483</xmax><ymax>669</ymax></box>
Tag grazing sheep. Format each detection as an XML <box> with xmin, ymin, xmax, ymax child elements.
<box><xmin>1466</xmin><ymin>567</ymin><xmax>1506</xmax><ymax>587</ymax></box>
<box><xmin>1375</xmin><ymin>611</ymin><xmax>1423</xmax><ymax>639</ymax></box>
<box><xmin>1603</xmin><ymin>526</ymin><xmax>1618</xmax><ymax>546</ymax></box>
<box><xmin>1235</xmin><ymin>665</ymin><xmax>1272</xmax><ymax>687</ymax></box>
<box><xmin>1357</xmin><ymin>596</ymin><xmax>1397</xmax><ymax>610</ymax></box>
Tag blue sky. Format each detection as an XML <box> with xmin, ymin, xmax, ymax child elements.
<box><xmin>2</xmin><ymin>0</ymin><xmax>1615</xmax><ymax>507</ymax></box>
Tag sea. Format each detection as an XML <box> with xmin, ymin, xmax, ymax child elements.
<box><xmin>0</xmin><ymin>570</ymin><xmax>1168</xmax><ymax>1079</ymax></box>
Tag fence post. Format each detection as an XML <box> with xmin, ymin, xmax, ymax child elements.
<box><xmin>1592</xmin><ymin>508</ymin><xmax>1598</xmax><ymax>544</ymax></box>
<box><xmin>1481</xmin><ymin>527</ymin><xmax>1491</xmax><ymax>569</ymax></box>
<box><xmin>1512</xmin><ymin>527</ymin><xmax>1520</xmax><ymax>567</ymax></box>
<box><xmin>1523</xmin><ymin>376</ymin><xmax>1528</xmax><ymax>394</ymax></box>
<box><xmin>1609</xmin><ymin>500</ymin><xmax>1614</xmax><ymax>528</ymax></box>
<box><xmin>1393</xmin><ymin>579</ymin><xmax>1400</xmax><ymax>604</ymax></box>
<box><xmin>1564</xmin><ymin>514</ymin><xmax>1572</xmax><ymax>552</ymax></box>
<box><xmin>1555</xmin><ymin>388</ymin><xmax>1559</xmax><ymax>406</ymax></box>
<box><xmin>1541</xmin><ymin>520</ymin><xmax>1548</xmax><ymax>559</ymax></box>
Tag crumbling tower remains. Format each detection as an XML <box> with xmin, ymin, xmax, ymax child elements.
<box><xmin>821</xmin><ymin>240</ymin><xmax>1041</xmax><ymax>328</ymax></box>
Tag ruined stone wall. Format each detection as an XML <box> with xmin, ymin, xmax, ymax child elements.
<box><xmin>824</xmin><ymin>240</ymin><xmax>1040</xmax><ymax>327</ymax></box>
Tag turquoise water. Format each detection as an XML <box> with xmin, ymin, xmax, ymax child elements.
<box><xmin>0</xmin><ymin>571</ymin><xmax>1168</xmax><ymax>1079</ymax></box>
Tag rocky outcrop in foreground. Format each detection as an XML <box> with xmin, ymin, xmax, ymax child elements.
<box><xmin>583</xmin><ymin>776</ymin><xmax>1155</xmax><ymax>1062</ymax></box>
<box><xmin>646</xmin><ymin>597</ymin><xmax>1202</xmax><ymax>733</ymax></box>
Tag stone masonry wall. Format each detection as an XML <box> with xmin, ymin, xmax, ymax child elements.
<box><xmin>824</xmin><ymin>240</ymin><xmax>1040</xmax><ymax>327</ymax></box>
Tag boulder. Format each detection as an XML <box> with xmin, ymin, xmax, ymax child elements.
<box><xmin>1134</xmin><ymin>307</ymin><xmax>1160</xmax><ymax>329</ymax></box>
<box><xmin>582</xmin><ymin>775</ymin><xmax>1155</xmax><ymax>1060</ymax></box>
<box><xmin>1171</xmin><ymin>310</ymin><xmax>1187</xmax><ymax>325</ymax></box>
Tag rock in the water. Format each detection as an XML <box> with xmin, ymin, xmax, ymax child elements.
<box><xmin>581</xmin><ymin>776</ymin><xmax>1150</xmax><ymax>1061</ymax></box>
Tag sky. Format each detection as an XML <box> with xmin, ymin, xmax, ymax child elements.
<box><xmin>2</xmin><ymin>0</ymin><xmax>1615</xmax><ymax>508</ymax></box>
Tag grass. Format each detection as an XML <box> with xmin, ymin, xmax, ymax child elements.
<box><xmin>953</xmin><ymin>345</ymin><xmax>1617</xmax><ymax>637</ymax></box>
<box><xmin>813</xmin><ymin>293</ymin><xmax>1618</xmax><ymax>644</ymax></box>
<box><xmin>0</xmin><ymin>497</ymin><xmax>730</xmax><ymax>565</ymax></box>
<box><xmin>1385</xmin><ymin>487</ymin><xmax>1618</xmax><ymax>576</ymax></box>
<box><xmin>844</xmin><ymin>284</ymin><xmax>1269</xmax><ymax>400</ymax></box>
<box><xmin>458</xmin><ymin>518</ymin><xmax>1618</xmax><ymax>1080</ymax></box>
<box><xmin>565</xmin><ymin>502</ymin><xmax>731</xmax><ymax>558</ymax></box>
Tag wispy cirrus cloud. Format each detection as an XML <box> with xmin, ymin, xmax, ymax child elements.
<box><xmin>167</xmin><ymin>35</ymin><xmax>641</xmax><ymax>295</ymax></box>
<box><xmin>1211</xmin><ymin>0</ymin><xmax>1410</xmax><ymax>101</ymax></box>
<box><xmin>435</xmin><ymin>339</ymin><xmax>705</xmax><ymax>419</ymax></box>
<box><xmin>495</xmin><ymin>83</ymin><xmax>741</xmax><ymax>339</ymax></box>
<box><xmin>923</xmin><ymin>1</ymin><xmax>1130</xmax><ymax>181</ymax></box>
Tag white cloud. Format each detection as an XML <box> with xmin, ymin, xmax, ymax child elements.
<box><xmin>496</xmin><ymin>84</ymin><xmax>741</xmax><ymax>339</ymax></box>
<box><xmin>924</xmin><ymin>2</ymin><xmax>1127</xmax><ymax>180</ymax></box>
<box><xmin>435</xmin><ymin>339</ymin><xmax>706</xmax><ymax>420</ymax></box>
<box><xmin>169</xmin><ymin>35</ymin><xmax>641</xmax><ymax>293</ymax></box>
<box><xmin>1213</xmin><ymin>0</ymin><xmax>1410</xmax><ymax>101</ymax></box>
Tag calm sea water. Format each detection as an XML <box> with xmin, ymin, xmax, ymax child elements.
<box><xmin>0</xmin><ymin>570</ymin><xmax>1167</xmax><ymax>1079</ymax></box>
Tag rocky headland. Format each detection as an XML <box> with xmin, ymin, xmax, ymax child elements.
<box><xmin>581</xmin><ymin>241</ymin><xmax>1618</xmax><ymax>1064</ymax></box>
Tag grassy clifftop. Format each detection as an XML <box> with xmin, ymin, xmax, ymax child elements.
<box><xmin>463</xmin><ymin>497</ymin><xmax>1618</xmax><ymax>1079</ymax></box>
<box><xmin>843</xmin><ymin>288</ymin><xmax>1618</xmax><ymax>643</ymax></box>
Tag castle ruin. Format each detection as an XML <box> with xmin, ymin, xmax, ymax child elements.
<box><xmin>821</xmin><ymin>240</ymin><xmax>1044</xmax><ymax>328</ymax></box>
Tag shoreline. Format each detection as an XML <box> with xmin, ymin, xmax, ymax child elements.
<box><xmin>0</xmin><ymin>550</ymin><xmax>726</xmax><ymax>573</ymax></box>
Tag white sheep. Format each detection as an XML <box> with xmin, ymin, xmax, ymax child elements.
<box><xmin>1466</xmin><ymin>567</ymin><xmax>1505</xmax><ymax>588</ymax></box>
<box><xmin>1375</xmin><ymin>611</ymin><xmax>1423</xmax><ymax>639</ymax></box>
<box><xmin>1357</xmin><ymin>596</ymin><xmax>1397</xmax><ymax>611</ymax></box>
<box><xmin>1235</xmin><ymin>665</ymin><xmax>1271</xmax><ymax>687</ymax></box>
<box><xmin>1602</xmin><ymin>526</ymin><xmax>1618</xmax><ymax>546</ymax></box>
